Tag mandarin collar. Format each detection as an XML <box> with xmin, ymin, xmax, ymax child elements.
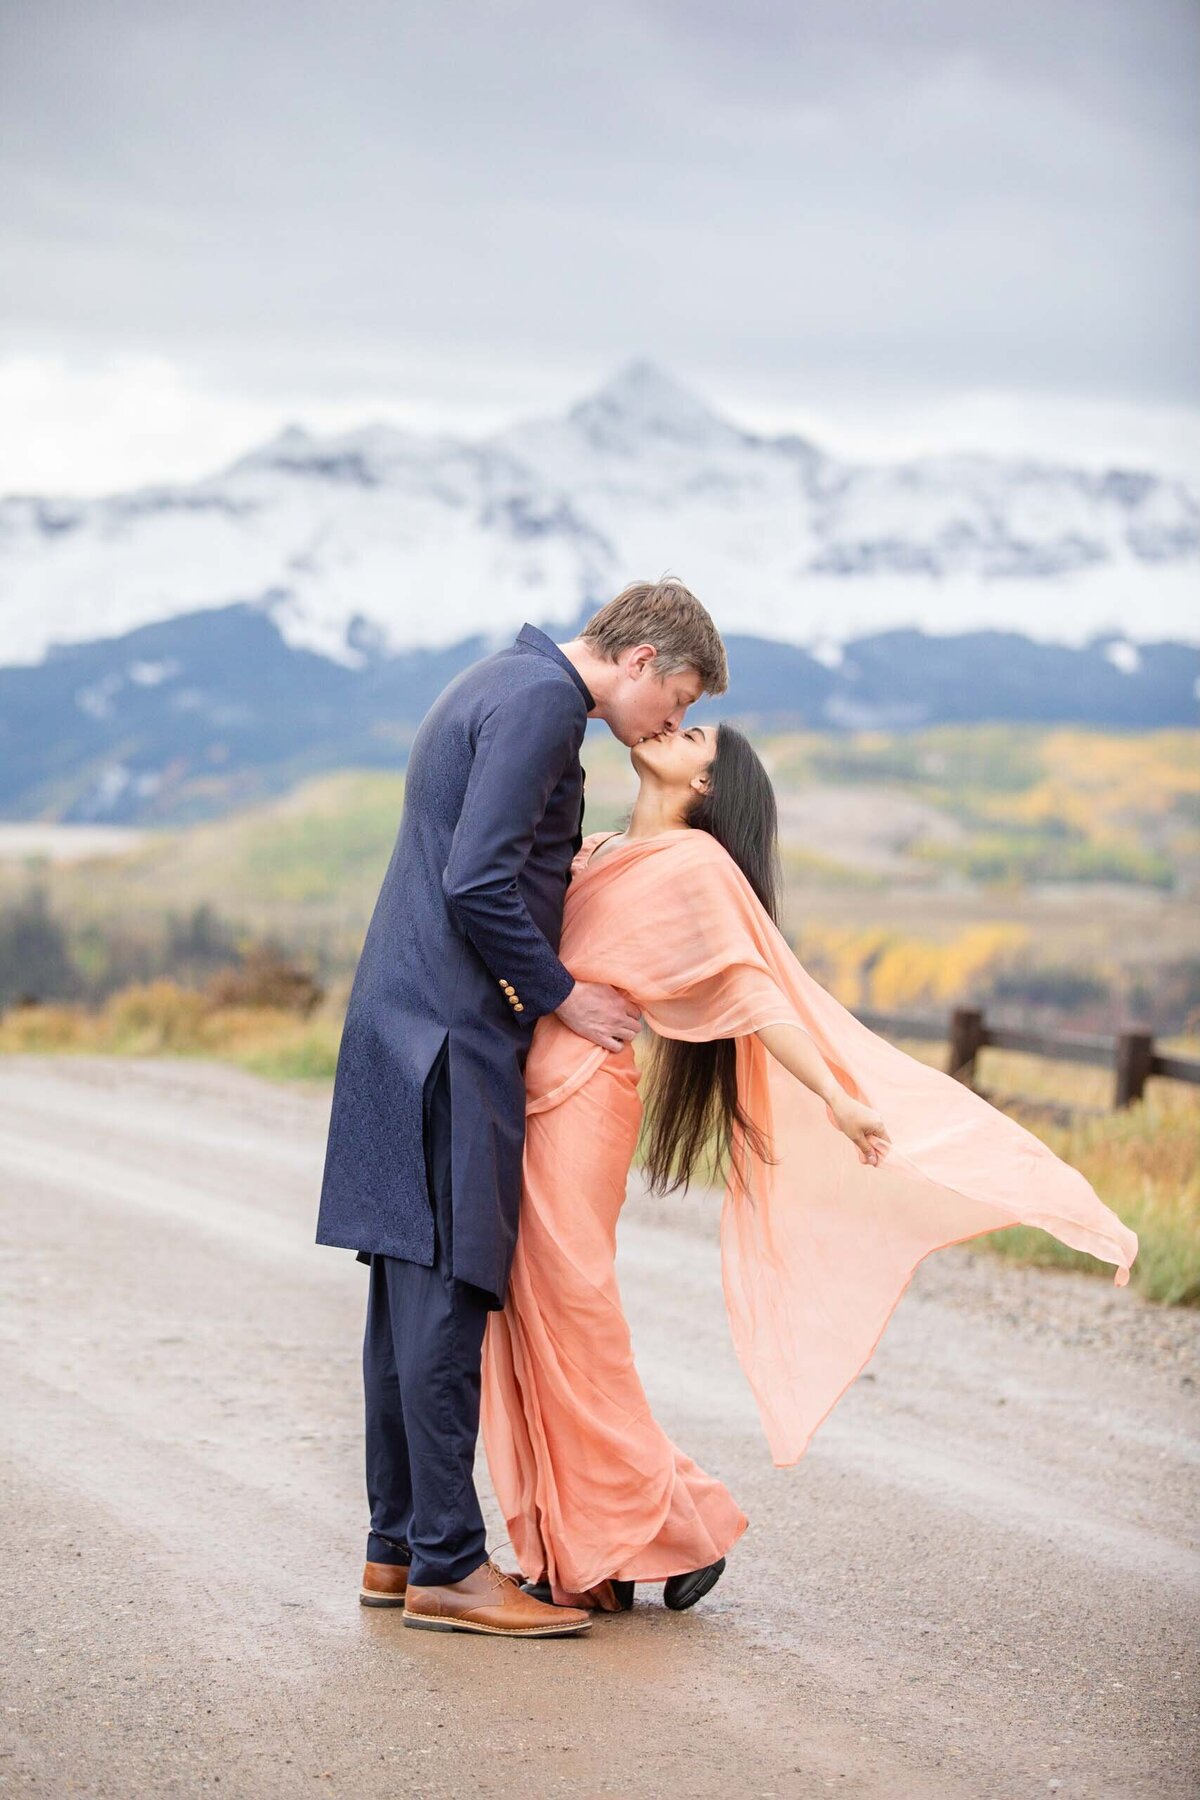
<box><xmin>516</xmin><ymin>622</ymin><xmax>595</xmax><ymax>711</ymax></box>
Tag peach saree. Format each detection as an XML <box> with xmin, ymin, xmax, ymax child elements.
<box><xmin>480</xmin><ymin>828</ymin><xmax>1137</xmax><ymax>1599</ymax></box>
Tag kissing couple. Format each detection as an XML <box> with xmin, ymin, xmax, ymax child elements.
<box><xmin>316</xmin><ymin>578</ymin><xmax>1136</xmax><ymax>1638</ymax></box>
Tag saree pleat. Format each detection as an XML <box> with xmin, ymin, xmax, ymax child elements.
<box><xmin>481</xmin><ymin>1047</ymin><xmax>748</xmax><ymax>1598</ymax></box>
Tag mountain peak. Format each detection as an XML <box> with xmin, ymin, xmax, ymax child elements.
<box><xmin>566</xmin><ymin>358</ymin><xmax>744</xmax><ymax>452</ymax></box>
<box><xmin>589</xmin><ymin>357</ymin><xmax>701</xmax><ymax>408</ymax></box>
<box><xmin>219</xmin><ymin>421</ymin><xmax>318</xmax><ymax>478</ymax></box>
<box><xmin>258</xmin><ymin>421</ymin><xmax>315</xmax><ymax>457</ymax></box>
<box><xmin>219</xmin><ymin>417</ymin><xmax>440</xmax><ymax>485</ymax></box>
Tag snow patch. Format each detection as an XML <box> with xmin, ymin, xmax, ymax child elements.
<box><xmin>1102</xmin><ymin>639</ymin><xmax>1142</xmax><ymax>675</ymax></box>
<box><xmin>128</xmin><ymin>658</ymin><xmax>181</xmax><ymax>686</ymax></box>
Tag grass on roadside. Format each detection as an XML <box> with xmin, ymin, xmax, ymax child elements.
<box><xmin>0</xmin><ymin>981</ymin><xmax>343</xmax><ymax>1084</ymax></box>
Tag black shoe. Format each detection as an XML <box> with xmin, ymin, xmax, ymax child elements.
<box><xmin>521</xmin><ymin>1578</ymin><xmax>635</xmax><ymax>1611</ymax></box>
<box><xmin>663</xmin><ymin>1557</ymin><xmax>725</xmax><ymax>1611</ymax></box>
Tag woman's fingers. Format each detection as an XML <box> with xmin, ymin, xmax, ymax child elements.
<box><xmin>857</xmin><ymin>1117</ymin><xmax>890</xmax><ymax>1164</ymax></box>
<box><xmin>832</xmin><ymin>1101</ymin><xmax>891</xmax><ymax>1164</ymax></box>
<box><xmin>864</xmin><ymin>1115</ymin><xmax>889</xmax><ymax>1156</ymax></box>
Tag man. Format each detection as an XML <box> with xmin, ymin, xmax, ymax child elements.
<box><xmin>316</xmin><ymin>577</ymin><xmax>728</xmax><ymax>1638</ymax></box>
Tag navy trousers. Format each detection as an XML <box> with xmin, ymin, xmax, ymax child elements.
<box><xmin>362</xmin><ymin>1039</ymin><xmax>491</xmax><ymax>1586</ymax></box>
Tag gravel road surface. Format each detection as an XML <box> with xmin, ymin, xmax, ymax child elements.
<box><xmin>1</xmin><ymin>1057</ymin><xmax>1196</xmax><ymax>1799</ymax></box>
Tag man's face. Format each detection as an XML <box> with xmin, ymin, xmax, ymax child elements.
<box><xmin>602</xmin><ymin>649</ymin><xmax>704</xmax><ymax>747</ymax></box>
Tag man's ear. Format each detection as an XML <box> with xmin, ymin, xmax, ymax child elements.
<box><xmin>624</xmin><ymin>643</ymin><xmax>658</xmax><ymax>681</ymax></box>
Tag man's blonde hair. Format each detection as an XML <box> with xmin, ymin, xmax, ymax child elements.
<box><xmin>580</xmin><ymin>577</ymin><xmax>728</xmax><ymax>695</ymax></box>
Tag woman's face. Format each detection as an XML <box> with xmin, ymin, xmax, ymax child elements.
<box><xmin>630</xmin><ymin>722</ymin><xmax>717</xmax><ymax>800</ymax></box>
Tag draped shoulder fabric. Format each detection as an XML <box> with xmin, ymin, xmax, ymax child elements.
<box><xmin>525</xmin><ymin>829</ymin><xmax>1137</xmax><ymax>1468</ymax></box>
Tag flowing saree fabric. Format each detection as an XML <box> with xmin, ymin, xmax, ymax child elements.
<box><xmin>522</xmin><ymin>829</ymin><xmax>1137</xmax><ymax>1468</ymax></box>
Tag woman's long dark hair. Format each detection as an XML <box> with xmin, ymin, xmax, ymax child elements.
<box><xmin>640</xmin><ymin>723</ymin><xmax>782</xmax><ymax>1196</ymax></box>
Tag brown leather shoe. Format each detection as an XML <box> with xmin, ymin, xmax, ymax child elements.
<box><xmin>404</xmin><ymin>1558</ymin><xmax>591</xmax><ymax>1637</ymax></box>
<box><xmin>359</xmin><ymin>1560</ymin><xmax>411</xmax><ymax>1607</ymax></box>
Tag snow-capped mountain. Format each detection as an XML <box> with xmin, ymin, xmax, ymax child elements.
<box><xmin>1</xmin><ymin>358</ymin><xmax>1197</xmax><ymax>670</ymax></box>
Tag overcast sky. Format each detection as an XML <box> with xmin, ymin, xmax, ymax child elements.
<box><xmin>1</xmin><ymin>0</ymin><xmax>1197</xmax><ymax>493</ymax></box>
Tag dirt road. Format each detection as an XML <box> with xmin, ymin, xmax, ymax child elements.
<box><xmin>1</xmin><ymin>1057</ymin><xmax>1196</xmax><ymax>1798</ymax></box>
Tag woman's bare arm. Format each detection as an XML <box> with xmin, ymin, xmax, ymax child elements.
<box><xmin>755</xmin><ymin>1023</ymin><xmax>891</xmax><ymax>1165</ymax></box>
<box><xmin>755</xmin><ymin>1022</ymin><xmax>843</xmax><ymax>1103</ymax></box>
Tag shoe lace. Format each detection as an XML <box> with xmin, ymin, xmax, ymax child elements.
<box><xmin>484</xmin><ymin>1557</ymin><xmax>519</xmax><ymax>1593</ymax></box>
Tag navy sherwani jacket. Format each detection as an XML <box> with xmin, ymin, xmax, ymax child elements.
<box><xmin>315</xmin><ymin>624</ymin><xmax>592</xmax><ymax>1305</ymax></box>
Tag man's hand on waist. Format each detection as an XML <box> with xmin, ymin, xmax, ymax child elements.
<box><xmin>556</xmin><ymin>981</ymin><xmax>642</xmax><ymax>1053</ymax></box>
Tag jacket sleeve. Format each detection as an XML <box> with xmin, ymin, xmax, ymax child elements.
<box><xmin>441</xmin><ymin>679</ymin><xmax>585</xmax><ymax>1024</ymax></box>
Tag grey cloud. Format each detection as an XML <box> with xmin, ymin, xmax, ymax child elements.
<box><xmin>0</xmin><ymin>0</ymin><xmax>1195</xmax><ymax>411</ymax></box>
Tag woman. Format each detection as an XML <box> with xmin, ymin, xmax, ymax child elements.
<box><xmin>480</xmin><ymin>724</ymin><xmax>1137</xmax><ymax>1613</ymax></box>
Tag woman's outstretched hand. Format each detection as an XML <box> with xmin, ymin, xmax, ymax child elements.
<box><xmin>828</xmin><ymin>1092</ymin><xmax>891</xmax><ymax>1166</ymax></box>
<box><xmin>754</xmin><ymin>1023</ymin><xmax>890</xmax><ymax>1166</ymax></box>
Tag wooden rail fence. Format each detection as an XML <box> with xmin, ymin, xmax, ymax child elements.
<box><xmin>852</xmin><ymin>1004</ymin><xmax>1200</xmax><ymax>1110</ymax></box>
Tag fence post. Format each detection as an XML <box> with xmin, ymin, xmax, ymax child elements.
<box><xmin>947</xmin><ymin>1006</ymin><xmax>985</xmax><ymax>1086</ymax></box>
<box><xmin>1114</xmin><ymin>1030</ymin><xmax>1154</xmax><ymax>1109</ymax></box>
